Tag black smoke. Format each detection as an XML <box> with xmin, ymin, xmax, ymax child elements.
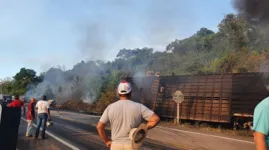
<box><xmin>232</xmin><ymin>0</ymin><xmax>269</xmax><ymax>24</ymax></box>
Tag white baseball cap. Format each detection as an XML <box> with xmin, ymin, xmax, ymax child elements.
<box><xmin>118</xmin><ymin>81</ymin><xmax>132</xmax><ymax>94</ymax></box>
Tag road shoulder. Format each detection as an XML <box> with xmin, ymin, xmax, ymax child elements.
<box><xmin>17</xmin><ymin>118</ymin><xmax>73</xmax><ymax>150</ymax></box>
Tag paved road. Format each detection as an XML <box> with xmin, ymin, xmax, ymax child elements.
<box><xmin>17</xmin><ymin>119</ymin><xmax>72</xmax><ymax>150</ymax></box>
<box><xmin>45</xmin><ymin>117</ymin><xmax>180</xmax><ymax>150</ymax></box>
<box><xmin>50</xmin><ymin>110</ymin><xmax>256</xmax><ymax>150</ymax></box>
<box><xmin>19</xmin><ymin>107</ymin><xmax>181</xmax><ymax>149</ymax></box>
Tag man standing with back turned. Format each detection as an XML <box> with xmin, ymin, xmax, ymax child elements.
<box><xmin>97</xmin><ymin>81</ymin><xmax>160</xmax><ymax>150</ymax></box>
<box><xmin>35</xmin><ymin>95</ymin><xmax>51</xmax><ymax>140</ymax></box>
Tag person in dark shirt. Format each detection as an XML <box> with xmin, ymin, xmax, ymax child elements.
<box><xmin>26</xmin><ymin>98</ymin><xmax>36</xmax><ymax>137</ymax></box>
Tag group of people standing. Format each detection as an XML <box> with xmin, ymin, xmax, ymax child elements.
<box><xmin>8</xmin><ymin>95</ymin><xmax>51</xmax><ymax>140</ymax></box>
<box><xmin>7</xmin><ymin>80</ymin><xmax>269</xmax><ymax>150</ymax></box>
<box><xmin>8</xmin><ymin>81</ymin><xmax>159</xmax><ymax>150</ymax></box>
<box><xmin>26</xmin><ymin>95</ymin><xmax>51</xmax><ymax>139</ymax></box>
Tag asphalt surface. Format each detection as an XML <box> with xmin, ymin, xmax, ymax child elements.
<box><xmin>45</xmin><ymin>117</ymin><xmax>180</xmax><ymax>150</ymax></box>
<box><xmin>18</xmin><ymin>108</ymin><xmax>256</xmax><ymax>150</ymax></box>
<box><xmin>49</xmin><ymin>110</ymin><xmax>256</xmax><ymax>150</ymax></box>
<box><xmin>17</xmin><ymin>119</ymin><xmax>72</xmax><ymax>150</ymax></box>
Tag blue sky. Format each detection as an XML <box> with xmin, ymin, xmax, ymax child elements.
<box><xmin>0</xmin><ymin>0</ymin><xmax>235</xmax><ymax>79</ymax></box>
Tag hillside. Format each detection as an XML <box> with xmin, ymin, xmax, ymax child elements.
<box><xmin>1</xmin><ymin>13</ymin><xmax>269</xmax><ymax>113</ymax></box>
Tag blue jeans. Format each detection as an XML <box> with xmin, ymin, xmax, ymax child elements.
<box><xmin>35</xmin><ymin>113</ymin><xmax>48</xmax><ymax>138</ymax></box>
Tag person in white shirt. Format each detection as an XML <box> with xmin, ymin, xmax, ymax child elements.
<box><xmin>34</xmin><ymin>95</ymin><xmax>51</xmax><ymax>139</ymax></box>
<box><xmin>97</xmin><ymin>81</ymin><xmax>160</xmax><ymax>149</ymax></box>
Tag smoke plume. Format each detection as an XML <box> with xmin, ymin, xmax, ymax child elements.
<box><xmin>78</xmin><ymin>19</ymin><xmax>126</xmax><ymax>61</ymax></box>
<box><xmin>79</xmin><ymin>22</ymin><xmax>109</xmax><ymax>61</ymax></box>
<box><xmin>25</xmin><ymin>61</ymin><xmax>105</xmax><ymax>104</ymax></box>
<box><xmin>25</xmin><ymin>1</ymin><xmax>190</xmax><ymax>104</ymax></box>
<box><xmin>233</xmin><ymin>0</ymin><xmax>269</xmax><ymax>24</ymax></box>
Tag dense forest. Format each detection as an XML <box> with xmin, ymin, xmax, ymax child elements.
<box><xmin>1</xmin><ymin>13</ymin><xmax>269</xmax><ymax>113</ymax></box>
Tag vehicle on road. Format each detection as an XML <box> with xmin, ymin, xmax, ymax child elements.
<box><xmin>126</xmin><ymin>72</ymin><xmax>269</xmax><ymax>130</ymax></box>
<box><xmin>0</xmin><ymin>94</ymin><xmax>12</xmax><ymax>105</ymax></box>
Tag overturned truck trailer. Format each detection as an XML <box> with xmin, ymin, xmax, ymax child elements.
<box><xmin>128</xmin><ymin>73</ymin><xmax>269</xmax><ymax>127</ymax></box>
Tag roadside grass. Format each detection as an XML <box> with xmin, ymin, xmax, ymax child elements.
<box><xmin>52</xmin><ymin>109</ymin><xmax>252</xmax><ymax>137</ymax></box>
<box><xmin>159</xmin><ymin>120</ymin><xmax>253</xmax><ymax>137</ymax></box>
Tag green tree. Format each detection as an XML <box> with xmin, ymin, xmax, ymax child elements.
<box><xmin>11</xmin><ymin>68</ymin><xmax>39</xmax><ymax>95</ymax></box>
<box><xmin>0</xmin><ymin>78</ymin><xmax>13</xmax><ymax>94</ymax></box>
<box><xmin>186</xmin><ymin>62</ymin><xmax>204</xmax><ymax>75</ymax></box>
<box><xmin>14</xmin><ymin>68</ymin><xmax>36</xmax><ymax>83</ymax></box>
<box><xmin>218</xmin><ymin>52</ymin><xmax>239</xmax><ymax>73</ymax></box>
<box><xmin>218</xmin><ymin>13</ymin><xmax>248</xmax><ymax>50</ymax></box>
<box><xmin>196</xmin><ymin>28</ymin><xmax>214</xmax><ymax>37</ymax></box>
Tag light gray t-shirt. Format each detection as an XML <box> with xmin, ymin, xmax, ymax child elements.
<box><xmin>35</xmin><ymin>100</ymin><xmax>49</xmax><ymax>114</ymax></box>
<box><xmin>99</xmin><ymin>100</ymin><xmax>154</xmax><ymax>143</ymax></box>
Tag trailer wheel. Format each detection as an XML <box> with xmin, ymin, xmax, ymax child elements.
<box><xmin>233</xmin><ymin>120</ymin><xmax>239</xmax><ymax>130</ymax></box>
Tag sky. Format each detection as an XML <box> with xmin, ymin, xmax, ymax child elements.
<box><xmin>0</xmin><ymin>0</ymin><xmax>235</xmax><ymax>79</ymax></box>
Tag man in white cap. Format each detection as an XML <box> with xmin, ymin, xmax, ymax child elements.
<box><xmin>96</xmin><ymin>81</ymin><xmax>160</xmax><ymax>150</ymax></box>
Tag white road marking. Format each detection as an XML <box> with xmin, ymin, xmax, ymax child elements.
<box><xmin>156</xmin><ymin>126</ymin><xmax>255</xmax><ymax>145</ymax></box>
<box><xmin>21</xmin><ymin>118</ymin><xmax>80</xmax><ymax>150</ymax></box>
<box><xmin>52</xmin><ymin>110</ymin><xmax>255</xmax><ymax>145</ymax></box>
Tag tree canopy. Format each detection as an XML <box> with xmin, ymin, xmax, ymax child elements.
<box><xmin>1</xmin><ymin>12</ymin><xmax>269</xmax><ymax>112</ymax></box>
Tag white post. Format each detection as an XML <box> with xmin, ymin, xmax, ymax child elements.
<box><xmin>177</xmin><ymin>103</ymin><xmax>180</xmax><ymax>124</ymax></box>
<box><xmin>173</xmin><ymin>90</ymin><xmax>184</xmax><ymax>125</ymax></box>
